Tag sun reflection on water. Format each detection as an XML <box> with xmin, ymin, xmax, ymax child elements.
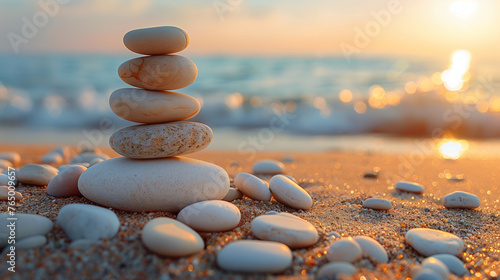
<box><xmin>439</xmin><ymin>139</ymin><xmax>469</xmax><ymax>159</ymax></box>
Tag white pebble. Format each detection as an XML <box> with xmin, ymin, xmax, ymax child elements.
<box><xmin>0</xmin><ymin>152</ymin><xmax>21</xmax><ymax>166</ymax></box>
<box><xmin>57</xmin><ymin>204</ymin><xmax>120</xmax><ymax>241</ymax></box>
<box><xmin>413</xmin><ymin>267</ymin><xmax>443</xmax><ymax>280</ymax></box>
<box><xmin>431</xmin><ymin>254</ymin><xmax>468</xmax><ymax>276</ymax></box>
<box><xmin>0</xmin><ymin>214</ymin><xmax>53</xmax><ymax>247</ymax></box>
<box><xmin>316</xmin><ymin>262</ymin><xmax>356</xmax><ymax>278</ymax></box>
<box><xmin>251</xmin><ymin>212</ymin><xmax>319</xmax><ymax>248</ymax></box>
<box><xmin>217</xmin><ymin>240</ymin><xmax>292</xmax><ymax>273</ymax></box>
<box><xmin>362</xmin><ymin>198</ymin><xmax>392</xmax><ymax>210</ymax></box>
<box><xmin>141</xmin><ymin>217</ymin><xmax>204</xmax><ymax>257</ymax></box>
<box><xmin>269</xmin><ymin>175</ymin><xmax>312</xmax><ymax>210</ymax></box>
<box><xmin>0</xmin><ymin>185</ymin><xmax>23</xmax><ymax>201</ymax></box>
<box><xmin>252</xmin><ymin>160</ymin><xmax>284</xmax><ymax>175</ymax></box>
<box><xmin>177</xmin><ymin>200</ymin><xmax>241</xmax><ymax>232</ymax></box>
<box><xmin>14</xmin><ymin>235</ymin><xmax>46</xmax><ymax>250</ymax></box>
<box><xmin>47</xmin><ymin>165</ymin><xmax>86</xmax><ymax>197</ymax></box>
<box><xmin>405</xmin><ymin>228</ymin><xmax>464</xmax><ymax>256</ymax></box>
<box><xmin>353</xmin><ymin>236</ymin><xmax>388</xmax><ymax>263</ymax></box>
<box><xmin>41</xmin><ymin>152</ymin><xmax>63</xmax><ymax>165</ymax></box>
<box><xmin>443</xmin><ymin>191</ymin><xmax>480</xmax><ymax>209</ymax></box>
<box><xmin>18</xmin><ymin>164</ymin><xmax>58</xmax><ymax>186</ymax></box>
<box><xmin>326</xmin><ymin>237</ymin><xmax>362</xmax><ymax>263</ymax></box>
<box><xmin>222</xmin><ymin>188</ymin><xmax>243</xmax><ymax>202</ymax></box>
<box><xmin>396</xmin><ymin>181</ymin><xmax>424</xmax><ymax>194</ymax></box>
<box><xmin>234</xmin><ymin>172</ymin><xmax>271</xmax><ymax>201</ymax></box>
<box><xmin>422</xmin><ymin>257</ymin><xmax>450</xmax><ymax>279</ymax></box>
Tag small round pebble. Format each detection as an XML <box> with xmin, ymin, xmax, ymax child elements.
<box><xmin>222</xmin><ymin>188</ymin><xmax>243</xmax><ymax>201</ymax></box>
<box><xmin>234</xmin><ymin>172</ymin><xmax>271</xmax><ymax>201</ymax></box>
<box><xmin>442</xmin><ymin>191</ymin><xmax>480</xmax><ymax>209</ymax></box>
<box><xmin>123</xmin><ymin>26</ymin><xmax>189</xmax><ymax>55</ymax></box>
<box><xmin>395</xmin><ymin>181</ymin><xmax>424</xmax><ymax>194</ymax></box>
<box><xmin>57</xmin><ymin>204</ymin><xmax>120</xmax><ymax>241</ymax></box>
<box><xmin>362</xmin><ymin>198</ymin><xmax>392</xmax><ymax>210</ymax></box>
<box><xmin>217</xmin><ymin>240</ymin><xmax>292</xmax><ymax>273</ymax></box>
<box><xmin>251</xmin><ymin>212</ymin><xmax>319</xmax><ymax>248</ymax></box>
<box><xmin>47</xmin><ymin>165</ymin><xmax>87</xmax><ymax>197</ymax></box>
<box><xmin>316</xmin><ymin>262</ymin><xmax>356</xmax><ymax>279</ymax></box>
<box><xmin>405</xmin><ymin>228</ymin><xmax>464</xmax><ymax>256</ymax></box>
<box><xmin>0</xmin><ymin>159</ymin><xmax>13</xmax><ymax>170</ymax></box>
<box><xmin>353</xmin><ymin>236</ymin><xmax>388</xmax><ymax>263</ymax></box>
<box><xmin>0</xmin><ymin>152</ymin><xmax>21</xmax><ymax>166</ymax></box>
<box><xmin>0</xmin><ymin>214</ymin><xmax>53</xmax><ymax>247</ymax></box>
<box><xmin>0</xmin><ymin>185</ymin><xmax>23</xmax><ymax>201</ymax></box>
<box><xmin>269</xmin><ymin>175</ymin><xmax>313</xmax><ymax>210</ymax></box>
<box><xmin>326</xmin><ymin>237</ymin><xmax>362</xmax><ymax>263</ymax></box>
<box><xmin>177</xmin><ymin>200</ymin><xmax>241</xmax><ymax>232</ymax></box>
<box><xmin>141</xmin><ymin>217</ymin><xmax>204</xmax><ymax>257</ymax></box>
<box><xmin>431</xmin><ymin>254</ymin><xmax>468</xmax><ymax>276</ymax></box>
<box><xmin>422</xmin><ymin>257</ymin><xmax>450</xmax><ymax>279</ymax></box>
<box><xmin>41</xmin><ymin>152</ymin><xmax>63</xmax><ymax>165</ymax></box>
<box><xmin>252</xmin><ymin>159</ymin><xmax>284</xmax><ymax>175</ymax></box>
<box><xmin>18</xmin><ymin>164</ymin><xmax>58</xmax><ymax>186</ymax></box>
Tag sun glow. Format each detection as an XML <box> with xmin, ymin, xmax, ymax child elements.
<box><xmin>441</xmin><ymin>50</ymin><xmax>471</xmax><ymax>91</ymax></box>
<box><xmin>439</xmin><ymin>140</ymin><xmax>469</xmax><ymax>159</ymax></box>
<box><xmin>449</xmin><ymin>1</ymin><xmax>478</xmax><ymax>19</ymax></box>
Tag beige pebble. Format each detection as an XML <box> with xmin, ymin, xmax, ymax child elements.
<box><xmin>118</xmin><ymin>55</ymin><xmax>197</xmax><ymax>90</ymax></box>
<box><xmin>123</xmin><ymin>26</ymin><xmax>189</xmax><ymax>55</ymax></box>
<box><xmin>406</xmin><ymin>228</ymin><xmax>464</xmax><ymax>256</ymax></box>
<box><xmin>0</xmin><ymin>152</ymin><xmax>21</xmax><ymax>166</ymax></box>
<box><xmin>252</xmin><ymin>159</ymin><xmax>284</xmax><ymax>175</ymax></box>
<box><xmin>0</xmin><ymin>159</ymin><xmax>13</xmax><ymax>170</ymax></box>
<box><xmin>18</xmin><ymin>164</ymin><xmax>58</xmax><ymax>186</ymax></box>
<box><xmin>396</xmin><ymin>181</ymin><xmax>424</xmax><ymax>194</ymax></box>
<box><xmin>70</xmin><ymin>153</ymin><xmax>109</xmax><ymax>164</ymax></box>
<box><xmin>141</xmin><ymin>217</ymin><xmax>204</xmax><ymax>257</ymax></box>
<box><xmin>177</xmin><ymin>200</ymin><xmax>241</xmax><ymax>232</ymax></box>
<box><xmin>222</xmin><ymin>188</ymin><xmax>243</xmax><ymax>201</ymax></box>
<box><xmin>0</xmin><ymin>214</ymin><xmax>53</xmax><ymax>247</ymax></box>
<box><xmin>109</xmin><ymin>88</ymin><xmax>200</xmax><ymax>123</ymax></box>
<box><xmin>0</xmin><ymin>185</ymin><xmax>23</xmax><ymax>201</ymax></box>
<box><xmin>110</xmin><ymin>122</ymin><xmax>212</xmax><ymax>159</ymax></box>
<box><xmin>269</xmin><ymin>175</ymin><xmax>312</xmax><ymax>210</ymax></box>
<box><xmin>443</xmin><ymin>191</ymin><xmax>480</xmax><ymax>209</ymax></box>
<box><xmin>362</xmin><ymin>198</ymin><xmax>392</xmax><ymax>210</ymax></box>
<box><xmin>47</xmin><ymin>165</ymin><xmax>87</xmax><ymax>197</ymax></box>
<box><xmin>41</xmin><ymin>152</ymin><xmax>63</xmax><ymax>166</ymax></box>
<box><xmin>353</xmin><ymin>236</ymin><xmax>388</xmax><ymax>263</ymax></box>
<box><xmin>326</xmin><ymin>237</ymin><xmax>362</xmax><ymax>263</ymax></box>
<box><xmin>234</xmin><ymin>172</ymin><xmax>271</xmax><ymax>201</ymax></box>
<box><xmin>316</xmin><ymin>262</ymin><xmax>356</xmax><ymax>278</ymax></box>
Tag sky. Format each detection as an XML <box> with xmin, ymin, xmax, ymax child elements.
<box><xmin>0</xmin><ymin>0</ymin><xmax>499</xmax><ymax>60</ymax></box>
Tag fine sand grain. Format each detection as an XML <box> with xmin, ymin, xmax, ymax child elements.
<box><xmin>0</xmin><ymin>144</ymin><xmax>499</xmax><ymax>279</ymax></box>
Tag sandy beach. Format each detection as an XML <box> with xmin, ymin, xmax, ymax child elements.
<box><xmin>1</xmin><ymin>144</ymin><xmax>498</xmax><ymax>279</ymax></box>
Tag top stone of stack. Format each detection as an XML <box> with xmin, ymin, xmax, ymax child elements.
<box><xmin>123</xmin><ymin>26</ymin><xmax>189</xmax><ymax>55</ymax></box>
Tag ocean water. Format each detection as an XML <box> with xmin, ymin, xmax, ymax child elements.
<box><xmin>1</xmin><ymin>53</ymin><xmax>500</xmax><ymax>147</ymax></box>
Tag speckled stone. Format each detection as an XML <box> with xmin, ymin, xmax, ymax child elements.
<box><xmin>405</xmin><ymin>228</ymin><xmax>464</xmax><ymax>256</ymax></box>
<box><xmin>109</xmin><ymin>88</ymin><xmax>200</xmax><ymax>123</ymax></box>
<box><xmin>443</xmin><ymin>191</ymin><xmax>480</xmax><ymax>209</ymax></box>
<box><xmin>123</xmin><ymin>26</ymin><xmax>189</xmax><ymax>55</ymax></box>
<box><xmin>109</xmin><ymin>122</ymin><xmax>212</xmax><ymax>159</ymax></box>
<box><xmin>118</xmin><ymin>55</ymin><xmax>197</xmax><ymax>90</ymax></box>
<box><xmin>177</xmin><ymin>200</ymin><xmax>241</xmax><ymax>232</ymax></box>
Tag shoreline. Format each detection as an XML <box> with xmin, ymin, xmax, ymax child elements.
<box><xmin>1</xmin><ymin>144</ymin><xmax>499</xmax><ymax>279</ymax></box>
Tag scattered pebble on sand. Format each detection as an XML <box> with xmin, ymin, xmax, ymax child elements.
<box><xmin>442</xmin><ymin>191</ymin><xmax>480</xmax><ymax>209</ymax></box>
<box><xmin>269</xmin><ymin>174</ymin><xmax>313</xmax><ymax>210</ymax></box>
<box><xmin>177</xmin><ymin>200</ymin><xmax>241</xmax><ymax>232</ymax></box>
<box><xmin>362</xmin><ymin>198</ymin><xmax>392</xmax><ymax>210</ymax></box>
<box><xmin>252</xmin><ymin>159</ymin><xmax>285</xmax><ymax>175</ymax></box>
<box><xmin>395</xmin><ymin>181</ymin><xmax>425</xmax><ymax>194</ymax></box>
<box><xmin>405</xmin><ymin>228</ymin><xmax>464</xmax><ymax>256</ymax></box>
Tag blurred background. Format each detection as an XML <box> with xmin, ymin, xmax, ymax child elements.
<box><xmin>1</xmin><ymin>0</ymin><xmax>500</xmax><ymax>156</ymax></box>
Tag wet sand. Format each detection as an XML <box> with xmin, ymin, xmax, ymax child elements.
<box><xmin>1</xmin><ymin>144</ymin><xmax>499</xmax><ymax>279</ymax></box>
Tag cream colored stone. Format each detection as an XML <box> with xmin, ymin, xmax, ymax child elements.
<box><xmin>177</xmin><ymin>200</ymin><xmax>241</xmax><ymax>232</ymax></box>
<box><xmin>362</xmin><ymin>198</ymin><xmax>392</xmax><ymax>210</ymax></box>
<box><xmin>353</xmin><ymin>236</ymin><xmax>388</xmax><ymax>263</ymax></box>
<box><xmin>47</xmin><ymin>165</ymin><xmax>86</xmax><ymax>197</ymax></box>
<box><xmin>0</xmin><ymin>152</ymin><xmax>21</xmax><ymax>166</ymax></box>
<box><xmin>109</xmin><ymin>122</ymin><xmax>212</xmax><ymax>159</ymax></box>
<box><xmin>118</xmin><ymin>55</ymin><xmax>197</xmax><ymax>90</ymax></box>
<box><xmin>0</xmin><ymin>185</ymin><xmax>23</xmax><ymax>201</ymax></box>
<box><xmin>443</xmin><ymin>191</ymin><xmax>480</xmax><ymax>209</ymax></box>
<box><xmin>124</xmin><ymin>26</ymin><xmax>189</xmax><ymax>55</ymax></box>
<box><xmin>269</xmin><ymin>175</ymin><xmax>312</xmax><ymax>210</ymax></box>
<box><xmin>326</xmin><ymin>237</ymin><xmax>362</xmax><ymax>263</ymax></box>
<box><xmin>234</xmin><ymin>172</ymin><xmax>271</xmax><ymax>201</ymax></box>
<box><xmin>18</xmin><ymin>164</ymin><xmax>58</xmax><ymax>186</ymax></box>
<box><xmin>406</xmin><ymin>228</ymin><xmax>464</xmax><ymax>256</ymax></box>
<box><xmin>222</xmin><ymin>188</ymin><xmax>243</xmax><ymax>202</ymax></box>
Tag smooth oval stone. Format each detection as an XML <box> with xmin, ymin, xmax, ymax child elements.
<box><xmin>316</xmin><ymin>262</ymin><xmax>356</xmax><ymax>278</ymax></box>
<box><xmin>124</xmin><ymin>26</ymin><xmax>189</xmax><ymax>55</ymax></box>
<box><xmin>362</xmin><ymin>198</ymin><xmax>392</xmax><ymax>210</ymax></box>
<box><xmin>396</xmin><ymin>181</ymin><xmax>424</xmax><ymax>194</ymax></box>
<box><xmin>0</xmin><ymin>173</ymin><xmax>17</xmax><ymax>186</ymax></box>
<box><xmin>217</xmin><ymin>240</ymin><xmax>292</xmax><ymax>273</ymax></box>
<box><xmin>0</xmin><ymin>186</ymin><xmax>23</xmax><ymax>201</ymax></box>
<box><xmin>234</xmin><ymin>172</ymin><xmax>271</xmax><ymax>201</ymax></box>
<box><xmin>422</xmin><ymin>257</ymin><xmax>450</xmax><ymax>279</ymax></box>
<box><xmin>141</xmin><ymin>217</ymin><xmax>204</xmax><ymax>257</ymax></box>
<box><xmin>177</xmin><ymin>200</ymin><xmax>241</xmax><ymax>232</ymax></box>
<box><xmin>47</xmin><ymin>165</ymin><xmax>86</xmax><ymax>197</ymax></box>
<box><xmin>405</xmin><ymin>228</ymin><xmax>464</xmax><ymax>256</ymax></box>
<box><xmin>251</xmin><ymin>212</ymin><xmax>318</xmax><ymax>248</ymax></box>
<box><xmin>109</xmin><ymin>88</ymin><xmax>200</xmax><ymax>123</ymax></box>
<box><xmin>443</xmin><ymin>191</ymin><xmax>480</xmax><ymax>209</ymax></box>
<box><xmin>353</xmin><ymin>236</ymin><xmax>388</xmax><ymax>263</ymax></box>
<box><xmin>14</xmin><ymin>235</ymin><xmax>46</xmax><ymax>250</ymax></box>
<box><xmin>413</xmin><ymin>268</ymin><xmax>443</xmax><ymax>280</ymax></box>
<box><xmin>0</xmin><ymin>152</ymin><xmax>21</xmax><ymax>166</ymax></box>
<box><xmin>327</xmin><ymin>237</ymin><xmax>362</xmax><ymax>263</ymax></box>
<box><xmin>41</xmin><ymin>152</ymin><xmax>63</xmax><ymax>165</ymax></box>
<box><xmin>431</xmin><ymin>254</ymin><xmax>468</xmax><ymax>276</ymax></box>
<box><xmin>269</xmin><ymin>175</ymin><xmax>312</xmax><ymax>210</ymax></box>
<box><xmin>0</xmin><ymin>214</ymin><xmax>53</xmax><ymax>247</ymax></box>
<box><xmin>252</xmin><ymin>160</ymin><xmax>284</xmax><ymax>175</ymax></box>
<box><xmin>57</xmin><ymin>204</ymin><xmax>120</xmax><ymax>241</ymax></box>
<box><xmin>109</xmin><ymin>122</ymin><xmax>212</xmax><ymax>159</ymax></box>
<box><xmin>222</xmin><ymin>188</ymin><xmax>243</xmax><ymax>202</ymax></box>
<box><xmin>0</xmin><ymin>159</ymin><xmax>13</xmax><ymax>170</ymax></box>
<box><xmin>70</xmin><ymin>153</ymin><xmax>109</xmax><ymax>164</ymax></box>
<box><xmin>78</xmin><ymin>157</ymin><xmax>229</xmax><ymax>212</ymax></box>
<box><xmin>88</xmin><ymin>158</ymin><xmax>104</xmax><ymax>167</ymax></box>
<box><xmin>18</xmin><ymin>164</ymin><xmax>58</xmax><ymax>186</ymax></box>
<box><xmin>118</xmin><ymin>55</ymin><xmax>197</xmax><ymax>90</ymax></box>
